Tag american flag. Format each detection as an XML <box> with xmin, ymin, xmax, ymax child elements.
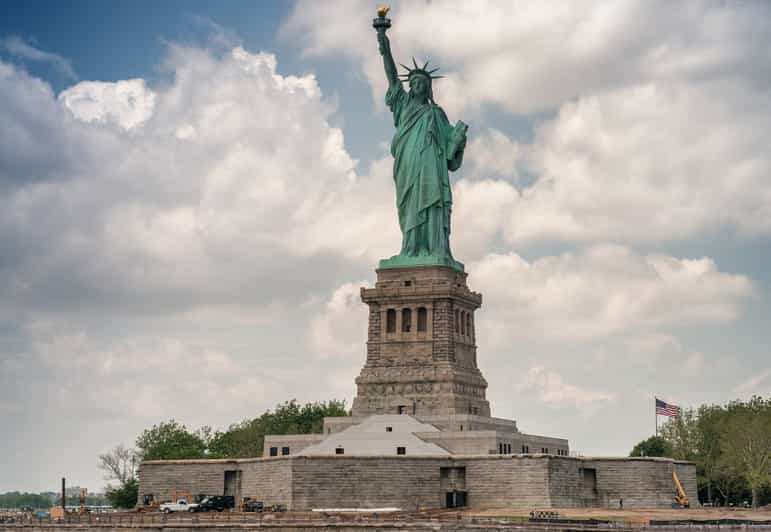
<box><xmin>655</xmin><ymin>397</ymin><xmax>680</xmax><ymax>417</ymax></box>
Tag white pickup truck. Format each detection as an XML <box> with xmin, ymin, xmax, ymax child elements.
<box><xmin>159</xmin><ymin>499</ymin><xmax>198</xmax><ymax>513</ymax></box>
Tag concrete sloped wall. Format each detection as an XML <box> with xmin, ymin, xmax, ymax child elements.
<box><xmin>241</xmin><ymin>458</ymin><xmax>293</xmax><ymax>508</ymax></box>
<box><xmin>580</xmin><ymin>458</ymin><xmax>697</xmax><ymax>509</ymax></box>
<box><xmin>288</xmin><ymin>456</ymin><xmax>443</xmax><ymax>511</ymax></box>
<box><xmin>464</xmin><ymin>455</ymin><xmax>552</xmax><ymax>508</ymax></box>
<box><xmin>137</xmin><ymin>460</ymin><xmax>235</xmax><ymax>504</ymax></box>
<box><xmin>675</xmin><ymin>461</ymin><xmax>699</xmax><ymax>503</ymax></box>
<box><xmin>547</xmin><ymin>457</ymin><xmax>584</xmax><ymax>508</ymax></box>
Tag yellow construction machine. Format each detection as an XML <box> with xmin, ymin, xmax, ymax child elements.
<box><xmin>672</xmin><ymin>470</ymin><xmax>690</xmax><ymax>508</ymax></box>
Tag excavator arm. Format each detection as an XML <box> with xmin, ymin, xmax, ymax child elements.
<box><xmin>672</xmin><ymin>470</ymin><xmax>690</xmax><ymax>508</ymax></box>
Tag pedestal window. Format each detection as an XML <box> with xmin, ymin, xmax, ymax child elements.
<box><xmin>386</xmin><ymin>309</ymin><xmax>396</xmax><ymax>333</ymax></box>
<box><xmin>417</xmin><ymin>307</ymin><xmax>427</xmax><ymax>332</ymax></box>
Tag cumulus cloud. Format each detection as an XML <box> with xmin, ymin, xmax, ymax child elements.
<box><xmin>0</xmin><ymin>46</ymin><xmax>382</xmax><ymax>490</ymax></box>
<box><xmin>0</xmin><ymin>46</ymin><xmax>402</xmax><ymax>320</ymax></box>
<box><xmin>624</xmin><ymin>333</ymin><xmax>705</xmax><ymax>372</ymax></box>
<box><xmin>285</xmin><ymin>0</ymin><xmax>771</xmax><ymax>115</ymax></box>
<box><xmin>469</xmin><ymin>244</ymin><xmax>752</xmax><ymax>344</ymax></box>
<box><xmin>508</xmin><ymin>81</ymin><xmax>771</xmax><ymax>243</ymax></box>
<box><xmin>734</xmin><ymin>369</ymin><xmax>771</xmax><ymax>397</ymax></box>
<box><xmin>432</xmin><ymin>78</ymin><xmax>771</xmax><ymax>247</ymax></box>
<box><xmin>464</xmin><ymin>128</ymin><xmax>524</xmax><ymax>181</ymax></box>
<box><xmin>0</xmin><ymin>61</ymin><xmax>94</xmax><ymax>186</ymax></box>
<box><xmin>625</xmin><ymin>333</ymin><xmax>681</xmax><ymax>355</ymax></box>
<box><xmin>30</xmin><ymin>331</ymin><xmax>252</xmax><ymax>418</ymax></box>
<box><xmin>59</xmin><ymin>79</ymin><xmax>156</xmax><ymax>129</ymax></box>
<box><xmin>307</xmin><ymin>281</ymin><xmax>370</xmax><ymax>360</ymax></box>
<box><xmin>0</xmin><ymin>316</ymin><xmax>319</xmax><ymax>492</ymax></box>
<box><xmin>1</xmin><ymin>35</ymin><xmax>78</xmax><ymax>80</ymax></box>
<box><xmin>524</xmin><ymin>366</ymin><xmax>615</xmax><ymax>408</ymax></box>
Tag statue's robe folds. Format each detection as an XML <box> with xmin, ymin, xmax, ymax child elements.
<box><xmin>387</xmin><ymin>84</ymin><xmax>461</xmax><ymax>260</ymax></box>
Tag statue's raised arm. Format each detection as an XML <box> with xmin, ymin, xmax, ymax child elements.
<box><xmin>373</xmin><ymin>7</ymin><xmax>399</xmax><ymax>88</ymax></box>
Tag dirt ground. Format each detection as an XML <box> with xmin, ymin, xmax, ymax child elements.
<box><xmin>469</xmin><ymin>506</ymin><xmax>771</xmax><ymax>524</ymax></box>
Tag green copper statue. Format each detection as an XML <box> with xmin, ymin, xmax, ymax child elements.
<box><xmin>374</xmin><ymin>7</ymin><xmax>467</xmax><ymax>271</ymax></box>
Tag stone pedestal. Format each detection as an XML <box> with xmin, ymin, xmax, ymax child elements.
<box><xmin>352</xmin><ymin>266</ymin><xmax>490</xmax><ymax>417</ymax></box>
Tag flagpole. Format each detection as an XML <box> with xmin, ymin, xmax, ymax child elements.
<box><xmin>654</xmin><ymin>396</ymin><xmax>658</xmax><ymax>437</ymax></box>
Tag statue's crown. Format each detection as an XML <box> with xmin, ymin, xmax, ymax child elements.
<box><xmin>399</xmin><ymin>57</ymin><xmax>443</xmax><ymax>83</ymax></box>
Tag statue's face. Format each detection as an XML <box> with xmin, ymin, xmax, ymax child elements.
<box><xmin>409</xmin><ymin>74</ymin><xmax>430</xmax><ymax>100</ymax></box>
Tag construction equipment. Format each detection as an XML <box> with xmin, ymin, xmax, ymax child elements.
<box><xmin>140</xmin><ymin>494</ymin><xmax>159</xmax><ymax>511</ymax></box>
<box><xmin>241</xmin><ymin>498</ymin><xmax>264</xmax><ymax>512</ymax></box>
<box><xmin>672</xmin><ymin>470</ymin><xmax>690</xmax><ymax>508</ymax></box>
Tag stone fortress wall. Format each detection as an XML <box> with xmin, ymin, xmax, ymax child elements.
<box><xmin>138</xmin><ymin>454</ymin><xmax>697</xmax><ymax>511</ymax></box>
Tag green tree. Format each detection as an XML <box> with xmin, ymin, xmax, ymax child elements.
<box><xmin>208</xmin><ymin>418</ymin><xmax>264</xmax><ymax>458</ymax></box>
<box><xmin>135</xmin><ymin>420</ymin><xmax>208</xmax><ymax>461</ymax></box>
<box><xmin>134</xmin><ymin>401</ymin><xmax>349</xmax><ymax>461</ymax></box>
<box><xmin>98</xmin><ymin>443</ymin><xmax>140</xmax><ymax>508</ymax></box>
<box><xmin>660</xmin><ymin>408</ymin><xmax>699</xmax><ymax>461</ymax></box>
<box><xmin>718</xmin><ymin>396</ymin><xmax>771</xmax><ymax>508</ymax></box>
<box><xmin>629</xmin><ymin>435</ymin><xmax>673</xmax><ymax>457</ymax></box>
<box><xmin>694</xmin><ymin>404</ymin><xmax>727</xmax><ymax>503</ymax></box>
<box><xmin>208</xmin><ymin>399</ymin><xmax>348</xmax><ymax>459</ymax></box>
<box><xmin>638</xmin><ymin>397</ymin><xmax>771</xmax><ymax>507</ymax></box>
<box><xmin>260</xmin><ymin>399</ymin><xmax>348</xmax><ymax>436</ymax></box>
<box><xmin>104</xmin><ymin>479</ymin><xmax>138</xmax><ymax>509</ymax></box>
<box><xmin>0</xmin><ymin>491</ymin><xmax>53</xmax><ymax>509</ymax></box>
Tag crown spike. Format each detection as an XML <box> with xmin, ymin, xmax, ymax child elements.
<box><xmin>399</xmin><ymin>63</ymin><xmax>412</xmax><ymax>72</ymax></box>
<box><xmin>427</xmin><ymin>67</ymin><xmax>440</xmax><ymax>74</ymax></box>
<box><xmin>412</xmin><ymin>57</ymin><xmax>419</xmax><ymax>69</ymax></box>
<box><xmin>423</xmin><ymin>60</ymin><xmax>430</xmax><ymax>70</ymax></box>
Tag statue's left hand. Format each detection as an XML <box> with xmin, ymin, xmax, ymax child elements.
<box><xmin>450</xmin><ymin>122</ymin><xmax>467</xmax><ymax>150</ymax></box>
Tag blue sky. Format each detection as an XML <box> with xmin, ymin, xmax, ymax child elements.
<box><xmin>1</xmin><ymin>0</ymin><xmax>770</xmax><ymax>494</ymax></box>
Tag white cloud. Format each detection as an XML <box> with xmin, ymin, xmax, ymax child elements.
<box><xmin>451</xmin><ymin>178</ymin><xmax>518</xmax><ymax>260</ymax></box>
<box><xmin>443</xmin><ymin>80</ymin><xmax>771</xmax><ymax>246</ymax></box>
<box><xmin>307</xmin><ymin>281</ymin><xmax>370</xmax><ymax>360</ymax></box>
<box><xmin>624</xmin><ymin>333</ymin><xmax>682</xmax><ymax>358</ymax></box>
<box><xmin>734</xmin><ymin>369</ymin><xmax>771</xmax><ymax>397</ymax></box>
<box><xmin>1</xmin><ymin>35</ymin><xmax>77</xmax><ymax>80</ymax></box>
<box><xmin>59</xmin><ymin>79</ymin><xmax>156</xmax><ymax>129</ymax></box>
<box><xmin>524</xmin><ymin>366</ymin><xmax>615</xmax><ymax>408</ymax></box>
<box><xmin>0</xmin><ymin>46</ymin><xmax>398</xmax><ymax>317</ymax></box>
<box><xmin>0</xmin><ymin>47</ymin><xmax>383</xmax><ymax>491</ymax></box>
<box><xmin>623</xmin><ymin>333</ymin><xmax>705</xmax><ymax>372</ymax></box>
<box><xmin>465</xmin><ymin>128</ymin><xmax>523</xmax><ymax>181</ymax></box>
<box><xmin>285</xmin><ymin>0</ymin><xmax>771</xmax><ymax>115</ymax></box>
<box><xmin>469</xmin><ymin>244</ymin><xmax>752</xmax><ymax>344</ymax></box>
<box><xmin>507</xmin><ymin>81</ymin><xmax>771</xmax><ymax>243</ymax></box>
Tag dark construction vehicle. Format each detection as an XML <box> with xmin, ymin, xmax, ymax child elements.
<box><xmin>190</xmin><ymin>495</ymin><xmax>235</xmax><ymax>512</ymax></box>
<box><xmin>241</xmin><ymin>498</ymin><xmax>264</xmax><ymax>512</ymax></box>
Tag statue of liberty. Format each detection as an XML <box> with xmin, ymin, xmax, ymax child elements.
<box><xmin>374</xmin><ymin>7</ymin><xmax>467</xmax><ymax>271</ymax></box>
